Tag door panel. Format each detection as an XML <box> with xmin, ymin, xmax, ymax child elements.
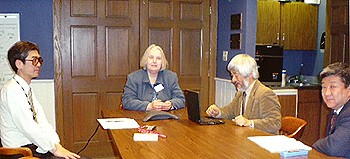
<box><xmin>55</xmin><ymin>0</ymin><xmax>211</xmax><ymax>158</ymax></box>
<box><xmin>325</xmin><ymin>0</ymin><xmax>349</xmax><ymax>64</ymax></box>
<box><xmin>140</xmin><ymin>0</ymin><xmax>210</xmax><ymax>108</ymax></box>
<box><xmin>56</xmin><ymin>0</ymin><xmax>139</xmax><ymax>158</ymax></box>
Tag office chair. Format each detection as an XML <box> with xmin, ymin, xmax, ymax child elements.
<box><xmin>0</xmin><ymin>138</ymin><xmax>39</xmax><ymax>159</ymax></box>
<box><xmin>279</xmin><ymin>116</ymin><xmax>307</xmax><ymax>140</ymax></box>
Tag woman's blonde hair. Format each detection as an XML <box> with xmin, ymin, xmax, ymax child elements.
<box><xmin>140</xmin><ymin>44</ymin><xmax>168</xmax><ymax>70</ymax></box>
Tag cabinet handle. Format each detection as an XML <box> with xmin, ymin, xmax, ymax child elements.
<box><xmin>143</xmin><ymin>0</ymin><xmax>146</xmax><ymax>5</ymax></box>
<box><xmin>277</xmin><ymin>33</ymin><xmax>279</xmax><ymax>42</ymax></box>
<box><xmin>282</xmin><ymin>33</ymin><xmax>285</xmax><ymax>41</ymax></box>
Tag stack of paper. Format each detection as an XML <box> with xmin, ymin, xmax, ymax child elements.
<box><xmin>97</xmin><ymin>118</ymin><xmax>139</xmax><ymax>129</ymax></box>
<box><xmin>247</xmin><ymin>135</ymin><xmax>312</xmax><ymax>153</ymax></box>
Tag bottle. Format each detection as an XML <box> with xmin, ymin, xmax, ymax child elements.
<box><xmin>281</xmin><ymin>69</ymin><xmax>287</xmax><ymax>87</ymax></box>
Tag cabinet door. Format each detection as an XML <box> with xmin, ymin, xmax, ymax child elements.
<box><xmin>281</xmin><ymin>2</ymin><xmax>318</xmax><ymax>50</ymax></box>
<box><xmin>256</xmin><ymin>1</ymin><xmax>281</xmax><ymax>45</ymax></box>
<box><xmin>298</xmin><ymin>88</ymin><xmax>322</xmax><ymax>146</ymax></box>
<box><xmin>278</xmin><ymin>95</ymin><xmax>297</xmax><ymax>117</ymax></box>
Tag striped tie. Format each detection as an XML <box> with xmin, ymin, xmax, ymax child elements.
<box><xmin>28</xmin><ymin>88</ymin><xmax>38</xmax><ymax>122</ymax></box>
<box><xmin>329</xmin><ymin>112</ymin><xmax>337</xmax><ymax>135</ymax></box>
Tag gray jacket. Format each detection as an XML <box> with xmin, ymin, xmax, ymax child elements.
<box><xmin>122</xmin><ymin>69</ymin><xmax>185</xmax><ymax>111</ymax></box>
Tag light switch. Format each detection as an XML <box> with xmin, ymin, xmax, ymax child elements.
<box><xmin>223</xmin><ymin>51</ymin><xmax>228</xmax><ymax>61</ymax></box>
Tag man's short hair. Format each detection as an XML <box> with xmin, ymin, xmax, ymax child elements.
<box><xmin>7</xmin><ymin>41</ymin><xmax>40</xmax><ymax>73</ymax></box>
<box><xmin>320</xmin><ymin>62</ymin><xmax>350</xmax><ymax>88</ymax></box>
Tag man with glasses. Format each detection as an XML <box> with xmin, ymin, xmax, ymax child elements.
<box><xmin>0</xmin><ymin>41</ymin><xmax>87</xmax><ymax>159</ymax></box>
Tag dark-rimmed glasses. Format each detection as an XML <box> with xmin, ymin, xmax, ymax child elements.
<box><xmin>25</xmin><ymin>57</ymin><xmax>43</xmax><ymax>66</ymax></box>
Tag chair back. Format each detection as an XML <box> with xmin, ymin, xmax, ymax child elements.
<box><xmin>279</xmin><ymin>116</ymin><xmax>307</xmax><ymax>140</ymax></box>
<box><xmin>0</xmin><ymin>138</ymin><xmax>38</xmax><ymax>158</ymax></box>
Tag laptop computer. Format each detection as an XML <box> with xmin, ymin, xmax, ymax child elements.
<box><xmin>184</xmin><ymin>89</ymin><xmax>225</xmax><ymax>125</ymax></box>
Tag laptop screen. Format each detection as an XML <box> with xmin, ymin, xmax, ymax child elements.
<box><xmin>184</xmin><ymin>89</ymin><xmax>201</xmax><ymax>123</ymax></box>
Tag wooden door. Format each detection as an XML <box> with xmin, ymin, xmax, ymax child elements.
<box><xmin>54</xmin><ymin>0</ymin><xmax>213</xmax><ymax>158</ymax></box>
<box><xmin>281</xmin><ymin>2</ymin><xmax>318</xmax><ymax>50</ymax></box>
<box><xmin>256</xmin><ymin>0</ymin><xmax>281</xmax><ymax>45</ymax></box>
<box><xmin>139</xmin><ymin>0</ymin><xmax>211</xmax><ymax>111</ymax></box>
<box><xmin>325</xmin><ymin>0</ymin><xmax>349</xmax><ymax>65</ymax></box>
<box><xmin>54</xmin><ymin>0</ymin><xmax>139</xmax><ymax>158</ymax></box>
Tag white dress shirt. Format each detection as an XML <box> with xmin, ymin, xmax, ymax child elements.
<box><xmin>0</xmin><ymin>75</ymin><xmax>60</xmax><ymax>153</ymax></box>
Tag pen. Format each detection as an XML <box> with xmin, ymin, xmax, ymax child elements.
<box><xmin>107</xmin><ymin>120</ymin><xmax>122</xmax><ymax>122</ymax></box>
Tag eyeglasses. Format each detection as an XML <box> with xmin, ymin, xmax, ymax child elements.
<box><xmin>25</xmin><ymin>57</ymin><xmax>43</xmax><ymax>66</ymax></box>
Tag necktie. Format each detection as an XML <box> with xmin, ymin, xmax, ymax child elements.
<box><xmin>241</xmin><ymin>92</ymin><xmax>247</xmax><ymax>115</ymax></box>
<box><xmin>28</xmin><ymin>88</ymin><xmax>38</xmax><ymax>122</ymax></box>
<box><xmin>329</xmin><ymin>112</ymin><xmax>337</xmax><ymax>135</ymax></box>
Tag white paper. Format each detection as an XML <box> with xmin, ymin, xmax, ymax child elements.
<box><xmin>133</xmin><ymin>133</ymin><xmax>158</xmax><ymax>141</ymax></box>
<box><xmin>247</xmin><ymin>135</ymin><xmax>312</xmax><ymax>153</ymax></box>
<box><xmin>97</xmin><ymin>118</ymin><xmax>140</xmax><ymax>129</ymax></box>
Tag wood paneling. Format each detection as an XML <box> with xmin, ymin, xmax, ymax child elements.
<box><xmin>106</xmin><ymin>27</ymin><xmax>129</xmax><ymax>76</ymax></box>
<box><xmin>297</xmin><ymin>88</ymin><xmax>322</xmax><ymax>146</ymax></box>
<box><xmin>55</xmin><ymin>0</ymin><xmax>140</xmax><ymax>157</ymax></box>
<box><xmin>257</xmin><ymin>1</ymin><xmax>318</xmax><ymax>50</ymax></box>
<box><xmin>278</xmin><ymin>95</ymin><xmax>297</xmax><ymax>117</ymax></box>
<box><xmin>71</xmin><ymin>27</ymin><xmax>96</xmax><ymax>77</ymax></box>
<box><xmin>55</xmin><ymin>0</ymin><xmax>213</xmax><ymax>158</ymax></box>
<box><xmin>281</xmin><ymin>2</ymin><xmax>318</xmax><ymax>50</ymax></box>
<box><xmin>140</xmin><ymin>0</ymin><xmax>211</xmax><ymax>107</ymax></box>
<box><xmin>325</xmin><ymin>0</ymin><xmax>349</xmax><ymax>65</ymax></box>
<box><xmin>256</xmin><ymin>1</ymin><xmax>280</xmax><ymax>45</ymax></box>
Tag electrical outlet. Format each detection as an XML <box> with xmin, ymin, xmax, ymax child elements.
<box><xmin>223</xmin><ymin>51</ymin><xmax>228</xmax><ymax>61</ymax></box>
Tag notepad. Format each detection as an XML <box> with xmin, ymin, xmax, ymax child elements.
<box><xmin>97</xmin><ymin>118</ymin><xmax>139</xmax><ymax>129</ymax></box>
<box><xmin>247</xmin><ymin>135</ymin><xmax>312</xmax><ymax>153</ymax></box>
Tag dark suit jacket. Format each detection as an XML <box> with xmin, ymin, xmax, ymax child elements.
<box><xmin>220</xmin><ymin>80</ymin><xmax>282</xmax><ymax>134</ymax></box>
<box><xmin>313</xmin><ymin>101</ymin><xmax>350</xmax><ymax>158</ymax></box>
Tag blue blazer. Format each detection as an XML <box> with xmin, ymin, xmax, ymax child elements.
<box><xmin>313</xmin><ymin>101</ymin><xmax>350</xmax><ymax>158</ymax></box>
<box><xmin>122</xmin><ymin>69</ymin><xmax>185</xmax><ymax>111</ymax></box>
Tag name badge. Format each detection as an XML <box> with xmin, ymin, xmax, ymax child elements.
<box><xmin>154</xmin><ymin>84</ymin><xmax>164</xmax><ymax>93</ymax></box>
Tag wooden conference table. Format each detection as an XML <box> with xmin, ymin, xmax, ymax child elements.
<box><xmin>101</xmin><ymin>108</ymin><xmax>340</xmax><ymax>159</ymax></box>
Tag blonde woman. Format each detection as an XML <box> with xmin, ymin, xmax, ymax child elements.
<box><xmin>122</xmin><ymin>44</ymin><xmax>185</xmax><ymax>111</ymax></box>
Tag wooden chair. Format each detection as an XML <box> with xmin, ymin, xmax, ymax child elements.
<box><xmin>0</xmin><ymin>139</ymin><xmax>39</xmax><ymax>159</ymax></box>
<box><xmin>279</xmin><ymin>116</ymin><xmax>307</xmax><ymax>140</ymax></box>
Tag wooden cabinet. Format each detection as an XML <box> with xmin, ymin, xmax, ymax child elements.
<box><xmin>257</xmin><ymin>1</ymin><xmax>318</xmax><ymax>50</ymax></box>
<box><xmin>277</xmin><ymin>94</ymin><xmax>297</xmax><ymax>117</ymax></box>
<box><xmin>297</xmin><ymin>87</ymin><xmax>322</xmax><ymax>146</ymax></box>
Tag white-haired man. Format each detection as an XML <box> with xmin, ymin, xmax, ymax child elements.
<box><xmin>206</xmin><ymin>54</ymin><xmax>281</xmax><ymax>134</ymax></box>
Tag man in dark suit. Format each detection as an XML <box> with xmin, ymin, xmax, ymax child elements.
<box><xmin>313</xmin><ymin>62</ymin><xmax>350</xmax><ymax>158</ymax></box>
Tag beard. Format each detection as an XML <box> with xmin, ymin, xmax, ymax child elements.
<box><xmin>235</xmin><ymin>78</ymin><xmax>250</xmax><ymax>92</ymax></box>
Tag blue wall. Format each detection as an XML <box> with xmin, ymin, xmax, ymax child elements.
<box><xmin>216</xmin><ymin>0</ymin><xmax>257</xmax><ymax>79</ymax></box>
<box><xmin>0</xmin><ymin>0</ymin><xmax>53</xmax><ymax>79</ymax></box>
<box><xmin>217</xmin><ymin>1</ymin><xmax>325</xmax><ymax>80</ymax></box>
<box><xmin>1</xmin><ymin>0</ymin><xmax>325</xmax><ymax>80</ymax></box>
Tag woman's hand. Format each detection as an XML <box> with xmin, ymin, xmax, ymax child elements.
<box><xmin>147</xmin><ymin>100</ymin><xmax>172</xmax><ymax>111</ymax></box>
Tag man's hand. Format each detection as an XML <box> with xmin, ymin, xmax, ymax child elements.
<box><xmin>233</xmin><ymin>115</ymin><xmax>252</xmax><ymax>127</ymax></box>
<box><xmin>52</xmin><ymin>143</ymin><xmax>80</xmax><ymax>159</ymax></box>
<box><xmin>206</xmin><ymin>104</ymin><xmax>220</xmax><ymax>117</ymax></box>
